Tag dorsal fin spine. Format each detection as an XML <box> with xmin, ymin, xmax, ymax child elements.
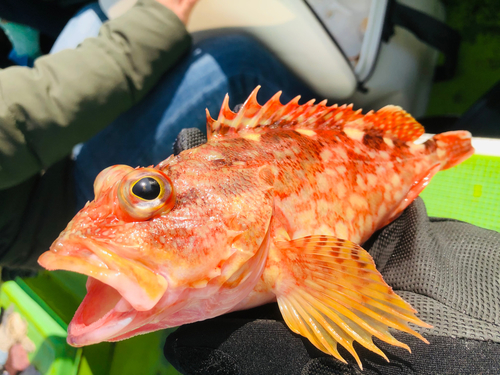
<box><xmin>206</xmin><ymin>108</ymin><xmax>216</xmax><ymax>141</ymax></box>
<box><xmin>220</xmin><ymin>94</ymin><xmax>234</xmax><ymax>121</ymax></box>
<box><xmin>252</xmin><ymin>91</ymin><xmax>282</xmax><ymax>127</ymax></box>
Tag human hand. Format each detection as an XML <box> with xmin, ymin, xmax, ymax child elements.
<box><xmin>164</xmin><ymin>132</ymin><xmax>500</xmax><ymax>374</ymax></box>
<box><xmin>154</xmin><ymin>0</ymin><xmax>200</xmax><ymax>25</ymax></box>
<box><xmin>4</xmin><ymin>344</ymin><xmax>30</xmax><ymax>375</ymax></box>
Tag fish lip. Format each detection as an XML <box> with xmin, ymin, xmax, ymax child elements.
<box><xmin>38</xmin><ymin>236</ymin><xmax>168</xmax><ymax>312</ymax></box>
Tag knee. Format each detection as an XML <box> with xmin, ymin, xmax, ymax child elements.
<box><xmin>192</xmin><ymin>33</ymin><xmax>275</xmax><ymax>69</ymax></box>
<box><xmin>195</xmin><ymin>33</ymin><xmax>263</xmax><ymax>51</ymax></box>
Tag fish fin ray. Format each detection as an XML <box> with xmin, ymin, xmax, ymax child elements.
<box><xmin>272</xmin><ymin>235</ymin><xmax>430</xmax><ymax>366</ymax></box>
<box><xmin>363</xmin><ymin>105</ymin><xmax>425</xmax><ymax>142</ymax></box>
<box><xmin>278</xmin><ymin>295</ymin><xmax>349</xmax><ymax>365</ymax></box>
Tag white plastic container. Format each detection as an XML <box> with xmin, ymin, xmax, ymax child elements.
<box><xmin>100</xmin><ymin>0</ymin><xmax>446</xmax><ymax>117</ymax></box>
<box><xmin>187</xmin><ymin>0</ymin><xmax>445</xmax><ymax>117</ymax></box>
<box><xmin>348</xmin><ymin>0</ymin><xmax>446</xmax><ymax>117</ymax></box>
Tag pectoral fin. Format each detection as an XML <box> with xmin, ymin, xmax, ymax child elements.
<box><xmin>272</xmin><ymin>235</ymin><xmax>431</xmax><ymax>368</ymax></box>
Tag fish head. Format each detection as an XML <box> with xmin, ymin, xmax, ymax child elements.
<box><xmin>38</xmin><ymin>161</ymin><xmax>273</xmax><ymax>346</ymax></box>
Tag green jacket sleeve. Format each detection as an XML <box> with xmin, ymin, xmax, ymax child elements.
<box><xmin>0</xmin><ymin>0</ymin><xmax>192</xmax><ymax>269</ymax></box>
<box><xmin>0</xmin><ymin>0</ymin><xmax>191</xmax><ymax>190</ymax></box>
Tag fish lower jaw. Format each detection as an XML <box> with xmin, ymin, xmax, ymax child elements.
<box><xmin>67</xmin><ymin>277</ymin><xmax>139</xmax><ymax>347</ymax></box>
<box><xmin>68</xmin><ymin>314</ymin><xmax>136</xmax><ymax>347</ymax></box>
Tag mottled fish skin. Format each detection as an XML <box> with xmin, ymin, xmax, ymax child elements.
<box><xmin>163</xmin><ymin>102</ymin><xmax>461</xmax><ymax>311</ymax></box>
<box><xmin>173</xmin><ymin>126</ymin><xmax>433</xmax><ymax>245</ymax></box>
<box><xmin>38</xmin><ymin>87</ymin><xmax>473</xmax><ymax>367</ymax></box>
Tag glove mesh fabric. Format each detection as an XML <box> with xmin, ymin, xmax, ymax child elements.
<box><xmin>371</xmin><ymin>198</ymin><xmax>500</xmax><ymax>341</ymax></box>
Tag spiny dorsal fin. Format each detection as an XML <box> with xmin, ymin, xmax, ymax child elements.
<box><xmin>363</xmin><ymin>105</ymin><xmax>424</xmax><ymax>142</ymax></box>
<box><xmin>206</xmin><ymin>86</ymin><xmax>424</xmax><ymax>142</ymax></box>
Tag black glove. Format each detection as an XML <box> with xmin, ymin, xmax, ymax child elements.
<box><xmin>165</xmin><ymin>129</ymin><xmax>500</xmax><ymax>374</ymax></box>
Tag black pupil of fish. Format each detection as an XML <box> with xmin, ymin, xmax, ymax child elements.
<box><xmin>132</xmin><ymin>177</ymin><xmax>161</xmax><ymax>200</ymax></box>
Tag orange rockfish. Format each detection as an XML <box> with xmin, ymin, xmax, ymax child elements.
<box><xmin>38</xmin><ymin>87</ymin><xmax>473</xmax><ymax>368</ymax></box>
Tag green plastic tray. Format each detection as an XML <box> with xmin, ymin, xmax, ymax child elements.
<box><xmin>13</xmin><ymin>271</ymin><xmax>180</xmax><ymax>375</ymax></box>
<box><xmin>0</xmin><ymin>280</ymin><xmax>81</xmax><ymax>375</ymax></box>
<box><xmin>421</xmin><ymin>153</ymin><xmax>500</xmax><ymax>232</ymax></box>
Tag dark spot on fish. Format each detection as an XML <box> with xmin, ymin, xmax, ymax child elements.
<box><xmin>336</xmin><ymin>131</ymin><xmax>351</xmax><ymax>144</ymax></box>
<box><xmin>424</xmin><ymin>139</ymin><xmax>437</xmax><ymax>153</ymax></box>
<box><xmin>351</xmin><ymin>253</ymin><xmax>360</xmax><ymax>260</ymax></box>
<box><xmin>212</xmin><ymin>159</ymin><xmax>228</xmax><ymax>167</ymax></box>
<box><xmin>219</xmin><ymin>125</ymin><xmax>229</xmax><ymax>136</ymax></box>
<box><xmin>358</xmin><ymin>261</ymin><xmax>368</xmax><ymax>269</ymax></box>
<box><xmin>393</xmin><ymin>139</ymin><xmax>410</xmax><ymax>149</ymax></box>
<box><xmin>329</xmin><ymin>249</ymin><xmax>340</xmax><ymax>258</ymax></box>
<box><xmin>335</xmin><ymin>258</ymin><xmax>344</xmax><ymax>264</ymax></box>
<box><xmin>363</xmin><ymin>129</ymin><xmax>386</xmax><ymax>150</ymax></box>
<box><xmin>177</xmin><ymin>188</ymin><xmax>200</xmax><ymax>205</ymax></box>
<box><xmin>359</xmin><ymin>268</ymin><xmax>369</xmax><ymax>276</ymax></box>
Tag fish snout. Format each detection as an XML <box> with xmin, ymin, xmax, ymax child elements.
<box><xmin>38</xmin><ymin>238</ymin><xmax>168</xmax><ymax>312</ymax></box>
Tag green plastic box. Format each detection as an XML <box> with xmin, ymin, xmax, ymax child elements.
<box><xmin>0</xmin><ymin>280</ymin><xmax>81</xmax><ymax>375</ymax></box>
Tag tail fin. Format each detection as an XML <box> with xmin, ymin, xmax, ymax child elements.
<box><xmin>433</xmin><ymin>131</ymin><xmax>474</xmax><ymax>170</ymax></box>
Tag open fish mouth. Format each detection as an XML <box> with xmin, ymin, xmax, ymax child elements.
<box><xmin>65</xmin><ymin>277</ymin><xmax>138</xmax><ymax>346</ymax></box>
<box><xmin>38</xmin><ymin>237</ymin><xmax>168</xmax><ymax>346</ymax></box>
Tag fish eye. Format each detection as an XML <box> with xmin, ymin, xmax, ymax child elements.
<box><xmin>118</xmin><ymin>168</ymin><xmax>175</xmax><ymax>220</ymax></box>
<box><xmin>132</xmin><ymin>177</ymin><xmax>162</xmax><ymax>200</ymax></box>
